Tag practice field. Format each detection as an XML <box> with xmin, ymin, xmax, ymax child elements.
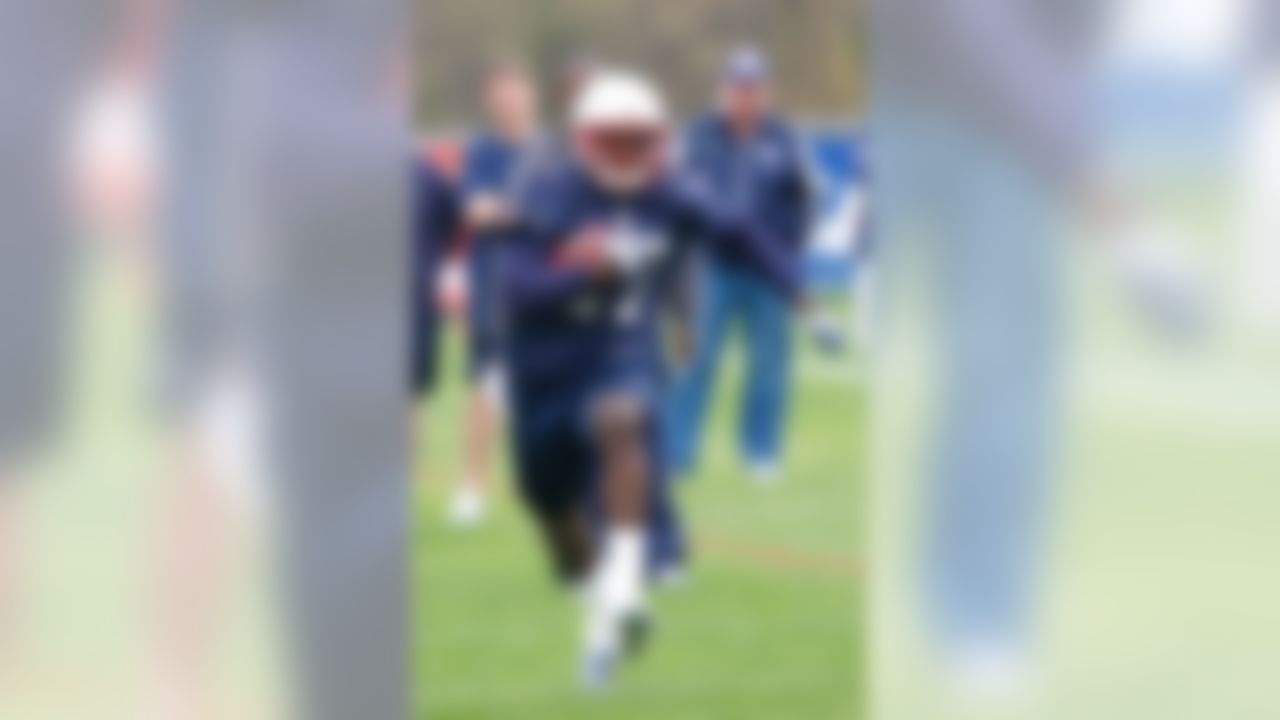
<box><xmin>0</xmin><ymin>259</ymin><xmax>863</xmax><ymax>718</ymax></box>
<box><xmin>414</xmin><ymin>314</ymin><xmax>867</xmax><ymax>719</ymax></box>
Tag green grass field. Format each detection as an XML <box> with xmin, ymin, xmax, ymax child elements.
<box><xmin>13</xmin><ymin>221</ymin><xmax>1279</xmax><ymax>719</ymax></box>
<box><xmin>414</xmin><ymin>318</ymin><xmax>867</xmax><ymax>719</ymax></box>
<box><xmin>0</xmin><ymin>258</ymin><xmax>863</xmax><ymax>718</ymax></box>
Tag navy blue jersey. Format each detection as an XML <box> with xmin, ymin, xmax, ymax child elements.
<box><xmin>461</xmin><ymin>131</ymin><xmax>527</xmax><ymax>200</ymax></box>
<box><xmin>683</xmin><ymin>114</ymin><xmax>812</xmax><ymax>264</ymax></box>
<box><xmin>411</xmin><ymin>159</ymin><xmax>459</xmax><ymax>394</ymax></box>
<box><xmin>499</xmin><ymin>163</ymin><xmax>799</xmax><ymax>385</ymax></box>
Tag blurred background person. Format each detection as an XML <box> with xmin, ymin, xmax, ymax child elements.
<box><xmin>449</xmin><ymin>62</ymin><xmax>541</xmax><ymax>527</ymax></box>
<box><xmin>411</xmin><ymin>152</ymin><xmax>459</xmax><ymax>484</ymax></box>
<box><xmin>667</xmin><ymin>47</ymin><xmax>813</xmax><ymax>484</ymax></box>
<box><xmin>0</xmin><ymin>0</ymin><xmax>135</xmax><ymax>694</ymax></box>
<box><xmin>0</xmin><ymin>6</ymin><xmax>93</xmax><ymax>682</ymax></box>
<box><xmin>871</xmin><ymin>0</ymin><xmax>1099</xmax><ymax>704</ymax></box>
<box><xmin>147</xmin><ymin>4</ymin><xmax>247</xmax><ymax>717</ymax></box>
<box><xmin>147</xmin><ymin>4</ymin><xmax>413</xmax><ymax>717</ymax></box>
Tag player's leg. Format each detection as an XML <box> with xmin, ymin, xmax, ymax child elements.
<box><xmin>665</xmin><ymin>262</ymin><xmax>737</xmax><ymax>476</ymax></box>
<box><xmin>535</xmin><ymin>506</ymin><xmax>595</xmax><ymax>588</ymax></box>
<box><xmin>454</xmin><ymin>256</ymin><xmax>502</xmax><ymax>526</ymax></box>
<box><xmin>510</xmin><ymin>388</ymin><xmax>596</xmax><ymax>587</ymax></box>
<box><xmin>595</xmin><ymin>393</ymin><xmax>650</xmax><ymax>527</ymax></box>
<box><xmin>581</xmin><ymin>390</ymin><xmax>653</xmax><ymax>686</ymax></box>
<box><xmin>454</xmin><ymin>365</ymin><xmax>499</xmax><ymax>526</ymax></box>
<box><xmin>738</xmin><ymin>274</ymin><xmax>794</xmax><ymax>483</ymax></box>
<box><xmin>593</xmin><ymin>391</ymin><xmax>650</xmax><ymax>610</ymax></box>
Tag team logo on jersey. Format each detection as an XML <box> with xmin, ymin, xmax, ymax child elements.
<box><xmin>602</xmin><ymin>216</ymin><xmax>670</xmax><ymax>327</ymax></box>
<box><xmin>607</xmin><ymin>217</ymin><xmax>670</xmax><ymax>276</ymax></box>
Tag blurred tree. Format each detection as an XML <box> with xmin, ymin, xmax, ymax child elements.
<box><xmin>415</xmin><ymin>0</ymin><xmax>865</xmax><ymax>129</ymax></box>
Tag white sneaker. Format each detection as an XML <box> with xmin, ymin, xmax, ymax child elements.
<box><xmin>579</xmin><ymin>529</ymin><xmax>650</xmax><ymax>690</ymax></box>
<box><xmin>579</xmin><ymin>642</ymin><xmax>619</xmax><ymax>692</ymax></box>
<box><xmin>448</xmin><ymin>487</ymin><xmax>487</xmax><ymax>527</ymax></box>
<box><xmin>580</xmin><ymin>587</ymin><xmax>650</xmax><ymax>691</ymax></box>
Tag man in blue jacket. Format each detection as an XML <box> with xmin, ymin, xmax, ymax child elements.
<box><xmin>499</xmin><ymin>70</ymin><xmax>799</xmax><ymax>688</ymax></box>
<box><xmin>667</xmin><ymin>47</ymin><xmax>813</xmax><ymax>483</ymax></box>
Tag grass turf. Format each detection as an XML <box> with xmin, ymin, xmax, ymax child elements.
<box><xmin>414</xmin><ymin>320</ymin><xmax>866</xmax><ymax>719</ymax></box>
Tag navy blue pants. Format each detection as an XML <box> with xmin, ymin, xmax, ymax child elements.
<box><xmin>509</xmin><ymin>366</ymin><xmax>687</xmax><ymax>575</ymax></box>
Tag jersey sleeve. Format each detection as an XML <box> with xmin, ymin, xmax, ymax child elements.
<box><xmin>670</xmin><ymin>176</ymin><xmax>800</xmax><ymax>300</ymax></box>
<box><xmin>496</xmin><ymin>177</ymin><xmax>596</xmax><ymax>321</ymax></box>
<box><xmin>776</xmin><ymin>124</ymin><xmax>817</xmax><ymax>247</ymax></box>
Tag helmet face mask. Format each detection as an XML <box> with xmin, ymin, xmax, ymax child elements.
<box><xmin>573</xmin><ymin>124</ymin><xmax>668</xmax><ymax>195</ymax></box>
<box><xmin>569</xmin><ymin>70</ymin><xmax>671</xmax><ymax>195</ymax></box>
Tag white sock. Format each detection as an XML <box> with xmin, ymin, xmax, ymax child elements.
<box><xmin>583</xmin><ymin>526</ymin><xmax>646</xmax><ymax>656</ymax></box>
<box><xmin>597</xmin><ymin>526</ymin><xmax>646</xmax><ymax>610</ymax></box>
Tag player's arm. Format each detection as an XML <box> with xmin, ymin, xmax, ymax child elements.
<box><xmin>673</xmin><ymin>179</ymin><xmax>801</xmax><ymax>302</ymax></box>
<box><xmin>498</xmin><ymin>212</ymin><xmax>613</xmax><ymax>321</ymax></box>
<box><xmin>778</xmin><ymin>126</ymin><xmax>817</xmax><ymax>247</ymax></box>
<box><xmin>464</xmin><ymin>191</ymin><xmax>514</xmax><ymax>232</ymax></box>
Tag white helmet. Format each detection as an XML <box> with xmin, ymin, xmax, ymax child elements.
<box><xmin>569</xmin><ymin>70</ymin><xmax>670</xmax><ymax>194</ymax></box>
<box><xmin>571</xmin><ymin>70</ymin><xmax>668</xmax><ymax>131</ymax></box>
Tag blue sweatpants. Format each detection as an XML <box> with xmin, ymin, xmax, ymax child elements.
<box><xmin>667</xmin><ymin>261</ymin><xmax>793</xmax><ymax>475</ymax></box>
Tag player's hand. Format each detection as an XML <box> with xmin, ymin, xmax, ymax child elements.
<box><xmin>554</xmin><ymin>226</ymin><xmax>618</xmax><ymax>281</ymax></box>
<box><xmin>466</xmin><ymin>194</ymin><xmax>514</xmax><ymax>230</ymax></box>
